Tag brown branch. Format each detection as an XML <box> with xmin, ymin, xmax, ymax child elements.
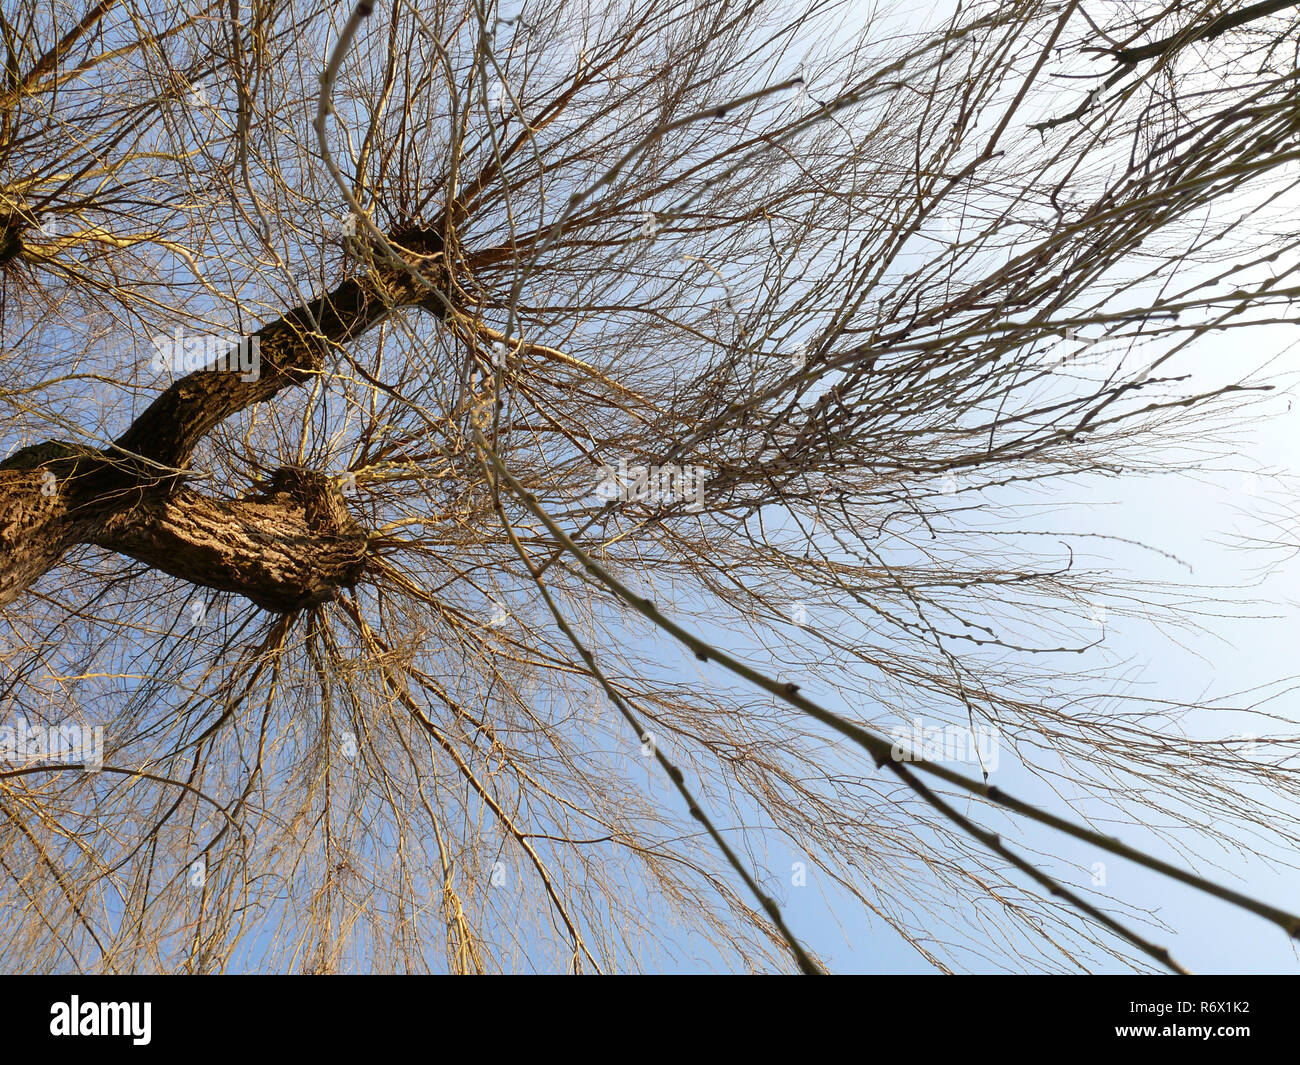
<box><xmin>1107</xmin><ymin>0</ymin><xmax>1300</xmax><ymax>66</ymax></box>
<box><xmin>115</xmin><ymin>224</ymin><xmax>453</xmax><ymax>472</ymax></box>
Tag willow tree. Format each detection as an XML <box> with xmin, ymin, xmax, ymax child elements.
<box><xmin>2</xmin><ymin>0</ymin><xmax>1299</xmax><ymax>973</ymax></box>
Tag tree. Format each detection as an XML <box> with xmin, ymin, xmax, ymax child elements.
<box><xmin>1</xmin><ymin>0</ymin><xmax>1299</xmax><ymax>973</ymax></box>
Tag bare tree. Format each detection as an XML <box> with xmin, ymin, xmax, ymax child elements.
<box><xmin>2</xmin><ymin>0</ymin><xmax>1299</xmax><ymax>973</ymax></box>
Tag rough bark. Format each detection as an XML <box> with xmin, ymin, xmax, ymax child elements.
<box><xmin>92</xmin><ymin>472</ymin><xmax>368</xmax><ymax>612</ymax></box>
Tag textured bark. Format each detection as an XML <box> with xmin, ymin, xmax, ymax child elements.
<box><xmin>0</xmin><ymin>445</ymin><xmax>369</xmax><ymax>610</ymax></box>
<box><xmin>0</xmin><ymin>467</ymin><xmax>80</xmax><ymax>605</ymax></box>
<box><xmin>92</xmin><ymin>474</ymin><xmax>368</xmax><ymax>612</ymax></box>
<box><xmin>0</xmin><ymin>225</ymin><xmax>452</xmax><ymax>610</ymax></box>
<box><xmin>0</xmin><ymin>441</ymin><xmax>104</xmax><ymax>605</ymax></box>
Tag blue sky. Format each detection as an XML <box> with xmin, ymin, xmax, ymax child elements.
<box><xmin>686</xmin><ymin>319</ymin><xmax>1300</xmax><ymax>974</ymax></box>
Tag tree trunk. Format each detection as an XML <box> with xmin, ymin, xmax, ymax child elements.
<box><xmin>0</xmin><ymin>225</ymin><xmax>451</xmax><ymax>610</ymax></box>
